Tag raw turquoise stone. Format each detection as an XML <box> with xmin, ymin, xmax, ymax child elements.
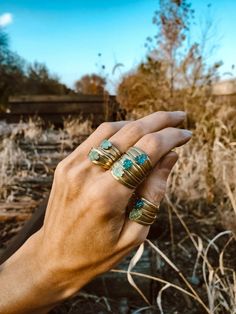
<box><xmin>123</xmin><ymin>158</ymin><xmax>133</xmax><ymax>170</ymax></box>
<box><xmin>135</xmin><ymin>153</ymin><xmax>148</xmax><ymax>165</ymax></box>
<box><xmin>135</xmin><ymin>199</ymin><xmax>144</xmax><ymax>209</ymax></box>
<box><xmin>101</xmin><ymin>139</ymin><xmax>112</xmax><ymax>150</ymax></box>
<box><xmin>88</xmin><ymin>150</ymin><xmax>100</xmax><ymax>161</ymax></box>
<box><xmin>113</xmin><ymin>165</ymin><xmax>124</xmax><ymax>177</ymax></box>
<box><xmin>129</xmin><ymin>208</ymin><xmax>143</xmax><ymax>220</ymax></box>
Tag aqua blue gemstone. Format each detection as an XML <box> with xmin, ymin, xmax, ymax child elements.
<box><xmin>135</xmin><ymin>154</ymin><xmax>148</xmax><ymax>165</ymax></box>
<box><xmin>101</xmin><ymin>139</ymin><xmax>112</xmax><ymax>150</ymax></box>
<box><xmin>88</xmin><ymin>150</ymin><xmax>100</xmax><ymax>161</ymax></box>
<box><xmin>123</xmin><ymin>158</ymin><xmax>133</xmax><ymax>170</ymax></box>
<box><xmin>129</xmin><ymin>208</ymin><xmax>142</xmax><ymax>220</ymax></box>
<box><xmin>135</xmin><ymin>199</ymin><xmax>144</xmax><ymax>209</ymax></box>
<box><xmin>112</xmin><ymin>165</ymin><xmax>124</xmax><ymax>177</ymax></box>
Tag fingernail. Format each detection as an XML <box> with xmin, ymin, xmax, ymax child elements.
<box><xmin>182</xmin><ymin>129</ymin><xmax>192</xmax><ymax>138</ymax></box>
<box><xmin>175</xmin><ymin>111</ymin><xmax>186</xmax><ymax>118</ymax></box>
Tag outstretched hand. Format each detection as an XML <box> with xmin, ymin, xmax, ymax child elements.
<box><xmin>1</xmin><ymin>111</ymin><xmax>192</xmax><ymax>314</ymax></box>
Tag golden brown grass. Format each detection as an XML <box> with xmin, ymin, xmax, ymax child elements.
<box><xmin>124</xmin><ymin>101</ymin><xmax>236</xmax><ymax>235</ymax></box>
<box><xmin>0</xmin><ymin>106</ymin><xmax>235</xmax><ymax>313</ymax></box>
<box><xmin>0</xmin><ymin>117</ymin><xmax>93</xmax><ymax>201</ymax></box>
<box><xmin>117</xmin><ymin>100</ymin><xmax>236</xmax><ymax>313</ymax></box>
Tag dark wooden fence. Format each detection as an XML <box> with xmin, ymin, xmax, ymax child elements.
<box><xmin>0</xmin><ymin>94</ymin><xmax>121</xmax><ymax>126</ymax></box>
<box><xmin>1</xmin><ymin>85</ymin><xmax>235</xmax><ymax>127</ymax></box>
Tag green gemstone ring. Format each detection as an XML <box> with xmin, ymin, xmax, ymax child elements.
<box><xmin>88</xmin><ymin>139</ymin><xmax>122</xmax><ymax>170</ymax></box>
<box><xmin>110</xmin><ymin>147</ymin><xmax>152</xmax><ymax>189</ymax></box>
<box><xmin>128</xmin><ymin>197</ymin><xmax>159</xmax><ymax>226</ymax></box>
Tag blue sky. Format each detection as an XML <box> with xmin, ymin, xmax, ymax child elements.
<box><xmin>0</xmin><ymin>0</ymin><xmax>235</xmax><ymax>90</ymax></box>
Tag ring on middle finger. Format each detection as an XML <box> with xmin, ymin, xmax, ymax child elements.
<box><xmin>111</xmin><ymin>146</ymin><xmax>152</xmax><ymax>189</ymax></box>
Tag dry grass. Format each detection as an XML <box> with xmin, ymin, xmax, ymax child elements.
<box><xmin>119</xmin><ymin>101</ymin><xmax>236</xmax><ymax>313</ymax></box>
<box><xmin>112</xmin><ymin>228</ymin><xmax>235</xmax><ymax>314</ymax></box>
<box><xmin>0</xmin><ymin>137</ymin><xmax>26</xmax><ymax>200</ymax></box>
<box><xmin>0</xmin><ymin>117</ymin><xmax>93</xmax><ymax>202</ymax></box>
<box><xmin>63</xmin><ymin>116</ymin><xmax>93</xmax><ymax>139</ymax></box>
<box><xmin>169</xmin><ymin>108</ymin><xmax>236</xmax><ymax>232</ymax></box>
<box><xmin>0</xmin><ymin>106</ymin><xmax>235</xmax><ymax>313</ymax></box>
<box><xmin>125</xmin><ymin>102</ymin><xmax>236</xmax><ymax>236</ymax></box>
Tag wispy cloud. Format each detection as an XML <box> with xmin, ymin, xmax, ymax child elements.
<box><xmin>0</xmin><ymin>13</ymin><xmax>13</xmax><ymax>27</ymax></box>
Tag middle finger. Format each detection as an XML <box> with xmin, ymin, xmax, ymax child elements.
<box><xmin>105</xmin><ymin>127</ymin><xmax>191</xmax><ymax>196</ymax></box>
<box><xmin>109</xmin><ymin>111</ymin><xmax>186</xmax><ymax>153</ymax></box>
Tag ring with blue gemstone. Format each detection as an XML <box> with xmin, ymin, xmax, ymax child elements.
<box><xmin>128</xmin><ymin>197</ymin><xmax>160</xmax><ymax>226</ymax></box>
<box><xmin>88</xmin><ymin>139</ymin><xmax>122</xmax><ymax>170</ymax></box>
<box><xmin>126</xmin><ymin>147</ymin><xmax>152</xmax><ymax>174</ymax></box>
<box><xmin>111</xmin><ymin>147</ymin><xmax>152</xmax><ymax>189</ymax></box>
<box><xmin>111</xmin><ymin>154</ymin><xmax>140</xmax><ymax>189</ymax></box>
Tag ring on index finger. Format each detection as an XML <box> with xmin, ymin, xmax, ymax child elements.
<box><xmin>88</xmin><ymin>139</ymin><xmax>122</xmax><ymax>170</ymax></box>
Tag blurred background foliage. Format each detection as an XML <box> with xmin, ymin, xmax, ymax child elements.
<box><xmin>0</xmin><ymin>30</ymin><xmax>72</xmax><ymax>110</ymax></box>
<box><xmin>116</xmin><ymin>0</ymin><xmax>224</xmax><ymax>127</ymax></box>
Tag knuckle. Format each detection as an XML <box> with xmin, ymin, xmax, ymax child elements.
<box><xmin>98</xmin><ymin>122</ymin><xmax>115</xmax><ymax>134</ymax></box>
<box><xmin>168</xmin><ymin>127</ymin><xmax>182</xmax><ymax>137</ymax></box>
<box><xmin>162</xmin><ymin>127</ymin><xmax>183</xmax><ymax>141</ymax></box>
<box><xmin>123</xmin><ymin>121</ymin><xmax>145</xmax><ymax>137</ymax></box>
<box><xmin>55</xmin><ymin>160</ymin><xmax>67</xmax><ymax>176</ymax></box>
<box><xmin>65</xmin><ymin>167</ymin><xmax>78</xmax><ymax>183</ymax></box>
<box><xmin>156</xmin><ymin>111</ymin><xmax>170</xmax><ymax>123</ymax></box>
<box><xmin>55</xmin><ymin>159</ymin><xmax>75</xmax><ymax>181</ymax></box>
<box><xmin>149</xmin><ymin>183</ymin><xmax>166</xmax><ymax>203</ymax></box>
<box><xmin>142</xmin><ymin>133</ymin><xmax>160</xmax><ymax>148</ymax></box>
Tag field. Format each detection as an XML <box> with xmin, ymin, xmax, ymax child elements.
<box><xmin>0</xmin><ymin>0</ymin><xmax>235</xmax><ymax>312</ymax></box>
<box><xmin>0</xmin><ymin>102</ymin><xmax>235</xmax><ymax>314</ymax></box>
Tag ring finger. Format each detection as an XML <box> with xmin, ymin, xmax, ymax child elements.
<box><xmin>117</xmin><ymin>151</ymin><xmax>178</xmax><ymax>247</ymax></box>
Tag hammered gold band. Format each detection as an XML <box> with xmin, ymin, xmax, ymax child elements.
<box><xmin>88</xmin><ymin>139</ymin><xmax>122</xmax><ymax>170</ymax></box>
<box><xmin>111</xmin><ymin>147</ymin><xmax>152</xmax><ymax>189</ymax></box>
<box><xmin>129</xmin><ymin>197</ymin><xmax>160</xmax><ymax>226</ymax></box>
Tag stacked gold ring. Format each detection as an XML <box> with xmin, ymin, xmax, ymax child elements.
<box><xmin>111</xmin><ymin>146</ymin><xmax>152</xmax><ymax>189</ymax></box>
<box><xmin>129</xmin><ymin>197</ymin><xmax>160</xmax><ymax>226</ymax></box>
<box><xmin>88</xmin><ymin>139</ymin><xmax>122</xmax><ymax>170</ymax></box>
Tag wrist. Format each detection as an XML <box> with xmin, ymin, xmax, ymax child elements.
<box><xmin>1</xmin><ymin>230</ymin><xmax>76</xmax><ymax>313</ymax></box>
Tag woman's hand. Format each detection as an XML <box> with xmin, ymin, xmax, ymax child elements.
<box><xmin>0</xmin><ymin>111</ymin><xmax>192</xmax><ymax>313</ymax></box>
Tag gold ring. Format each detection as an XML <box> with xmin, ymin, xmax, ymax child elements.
<box><xmin>88</xmin><ymin>139</ymin><xmax>122</xmax><ymax>169</ymax></box>
<box><xmin>129</xmin><ymin>197</ymin><xmax>160</xmax><ymax>226</ymax></box>
<box><xmin>111</xmin><ymin>147</ymin><xmax>152</xmax><ymax>189</ymax></box>
<box><xmin>127</xmin><ymin>147</ymin><xmax>152</xmax><ymax>176</ymax></box>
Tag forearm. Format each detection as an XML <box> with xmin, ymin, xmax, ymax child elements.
<box><xmin>0</xmin><ymin>231</ymin><xmax>68</xmax><ymax>314</ymax></box>
<box><xmin>0</xmin><ymin>200</ymin><xmax>47</xmax><ymax>265</ymax></box>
